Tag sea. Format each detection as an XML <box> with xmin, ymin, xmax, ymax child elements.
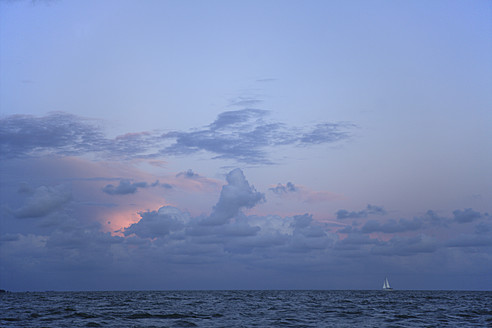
<box><xmin>1</xmin><ymin>290</ymin><xmax>491</xmax><ymax>327</ymax></box>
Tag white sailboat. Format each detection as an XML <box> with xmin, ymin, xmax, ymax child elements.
<box><xmin>383</xmin><ymin>277</ymin><xmax>393</xmax><ymax>291</ymax></box>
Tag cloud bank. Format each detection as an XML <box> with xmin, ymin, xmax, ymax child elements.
<box><xmin>0</xmin><ymin>110</ymin><xmax>353</xmax><ymax>164</ymax></box>
<box><xmin>1</xmin><ymin>168</ymin><xmax>490</xmax><ymax>291</ymax></box>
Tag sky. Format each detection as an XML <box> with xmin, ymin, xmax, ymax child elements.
<box><xmin>0</xmin><ymin>0</ymin><xmax>491</xmax><ymax>291</ymax></box>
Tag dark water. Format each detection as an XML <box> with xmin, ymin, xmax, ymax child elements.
<box><xmin>1</xmin><ymin>290</ymin><xmax>491</xmax><ymax>327</ymax></box>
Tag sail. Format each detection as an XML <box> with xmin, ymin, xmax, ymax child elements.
<box><xmin>383</xmin><ymin>277</ymin><xmax>392</xmax><ymax>290</ymax></box>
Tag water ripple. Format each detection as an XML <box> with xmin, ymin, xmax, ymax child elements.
<box><xmin>0</xmin><ymin>290</ymin><xmax>491</xmax><ymax>327</ymax></box>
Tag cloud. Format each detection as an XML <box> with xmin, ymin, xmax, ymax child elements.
<box><xmin>445</xmin><ymin>234</ymin><xmax>492</xmax><ymax>248</ymax></box>
<box><xmin>268</xmin><ymin>182</ymin><xmax>338</xmax><ymax>204</ymax></box>
<box><xmin>201</xmin><ymin>168</ymin><xmax>265</xmax><ymax>225</ymax></box>
<box><xmin>0</xmin><ymin>113</ymin><xmax>162</xmax><ymax>161</ymax></box>
<box><xmin>339</xmin><ymin>208</ymin><xmax>490</xmax><ymax>236</ymax></box>
<box><xmin>333</xmin><ymin>233</ymin><xmax>380</xmax><ymax>252</ymax></box>
<box><xmin>17</xmin><ymin>182</ymin><xmax>34</xmax><ymax>194</ymax></box>
<box><xmin>299</xmin><ymin>123</ymin><xmax>351</xmax><ymax>144</ymax></box>
<box><xmin>361</xmin><ymin>218</ymin><xmax>424</xmax><ymax>234</ymax></box>
<box><xmin>0</xmin><ymin>112</ymin><xmax>105</xmax><ymax>159</ymax></box>
<box><xmin>452</xmin><ymin>208</ymin><xmax>482</xmax><ymax>224</ymax></box>
<box><xmin>151</xmin><ymin>180</ymin><xmax>173</xmax><ymax>189</ymax></box>
<box><xmin>176</xmin><ymin>169</ymin><xmax>200</xmax><ymax>179</ymax></box>
<box><xmin>422</xmin><ymin>210</ymin><xmax>449</xmax><ymax>227</ymax></box>
<box><xmin>1</xmin><ymin>110</ymin><xmax>353</xmax><ymax>165</ymax></box>
<box><xmin>336</xmin><ymin>204</ymin><xmax>387</xmax><ymax>219</ymax></box>
<box><xmin>162</xmin><ymin>110</ymin><xmax>279</xmax><ymax>164</ymax></box>
<box><xmin>269</xmin><ymin>182</ymin><xmax>298</xmax><ymax>194</ymax></box>
<box><xmin>228</xmin><ymin>97</ymin><xmax>263</xmax><ymax>107</ymax></box>
<box><xmin>162</xmin><ymin>109</ymin><xmax>353</xmax><ymax>164</ymax></box>
<box><xmin>102</xmin><ymin>179</ymin><xmax>148</xmax><ymax>195</ymax></box>
<box><xmin>124</xmin><ymin>206</ymin><xmax>189</xmax><ymax>238</ymax></box>
<box><xmin>11</xmin><ymin>184</ymin><xmax>71</xmax><ymax>218</ymax></box>
<box><xmin>109</xmin><ymin>132</ymin><xmax>163</xmax><ymax>159</ymax></box>
<box><xmin>285</xmin><ymin>214</ymin><xmax>334</xmax><ymax>252</ymax></box>
<box><xmin>0</xmin><ymin>234</ymin><xmax>20</xmax><ymax>243</ymax></box>
<box><xmin>371</xmin><ymin>235</ymin><xmax>439</xmax><ymax>256</ymax></box>
<box><xmin>475</xmin><ymin>221</ymin><xmax>491</xmax><ymax>235</ymax></box>
<box><xmin>1</xmin><ymin>163</ymin><xmax>490</xmax><ymax>291</ymax></box>
<box><xmin>209</xmin><ymin>109</ymin><xmax>268</xmax><ymax>130</ymax></box>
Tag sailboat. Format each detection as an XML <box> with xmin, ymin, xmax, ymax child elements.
<box><xmin>383</xmin><ymin>277</ymin><xmax>393</xmax><ymax>291</ymax></box>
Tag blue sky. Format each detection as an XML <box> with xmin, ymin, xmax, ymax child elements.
<box><xmin>0</xmin><ymin>0</ymin><xmax>491</xmax><ymax>291</ymax></box>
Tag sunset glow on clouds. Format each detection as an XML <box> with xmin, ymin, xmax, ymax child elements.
<box><xmin>1</xmin><ymin>0</ymin><xmax>491</xmax><ymax>291</ymax></box>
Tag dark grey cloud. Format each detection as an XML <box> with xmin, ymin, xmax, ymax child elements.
<box><xmin>162</xmin><ymin>109</ymin><xmax>353</xmax><ymax>164</ymax></box>
<box><xmin>1</xmin><ymin>110</ymin><xmax>353</xmax><ymax>164</ymax></box>
<box><xmin>176</xmin><ymin>169</ymin><xmax>200</xmax><ymax>179</ymax></box>
<box><xmin>201</xmin><ymin>168</ymin><xmax>265</xmax><ymax>225</ymax></box>
<box><xmin>0</xmin><ymin>112</ymin><xmax>162</xmax><ymax>160</ymax></box>
<box><xmin>0</xmin><ymin>112</ymin><xmax>106</xmax><ymax>159</ymax></box>
<box><xmin>160</xmin><ymin>183</ymin><xmax>173</xmax><ymax>189</ymax></box>
<box><xmin>11</xmin><ymin>184</ymin><xmax>71</xmax><ymax>218</ymax></box>
<box><xmin>269</xmin><ymin>182</ymin><xmax>298</xmax><ymax>194</ymax></box>
<box><xmin>162</xmin><ymin>124</ymin><xmax>280</xmax><ymax>165</ymax></box>
<box><xmin>151</xmin><ymin>180</ymin><xmax>173</xmax><ymax>189</ymax></box>
<box><xmin>339</xmin><ymin>208</ymin><xmax>489</xmax><ymax>236</ymax></box>
<box><xmin>336</xmin><ymin>210</ymin><xmax>363</xmax><ymax>220</ymax></box>
<box><xmin>149</xmin><ymin>180</ymin><xmax>174</xmax><ymax>189</ymax></box>
<box><xmin>336</xmin><ymin>204</ymin><xmax>387</xmax><ymax>219</ymax></box>
<box><xmin>102</xmin><ymin>179</ymin><xmax>148</xmax><ymax>195</ymax></box>
<box><xmin>452</xmin><ymin>208</ymin><xmax>482</xmax><ymax>224</ymax></box>
<box><xmin>0</xmin><ymin>234</ymin><xmax>20</xmax><ymax>243</ymax></box>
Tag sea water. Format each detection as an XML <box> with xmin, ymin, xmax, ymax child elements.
<box><xmin>1</xmin><ymin>290</ymin><xmax>491</xmax><ymax>327</ymax></box>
